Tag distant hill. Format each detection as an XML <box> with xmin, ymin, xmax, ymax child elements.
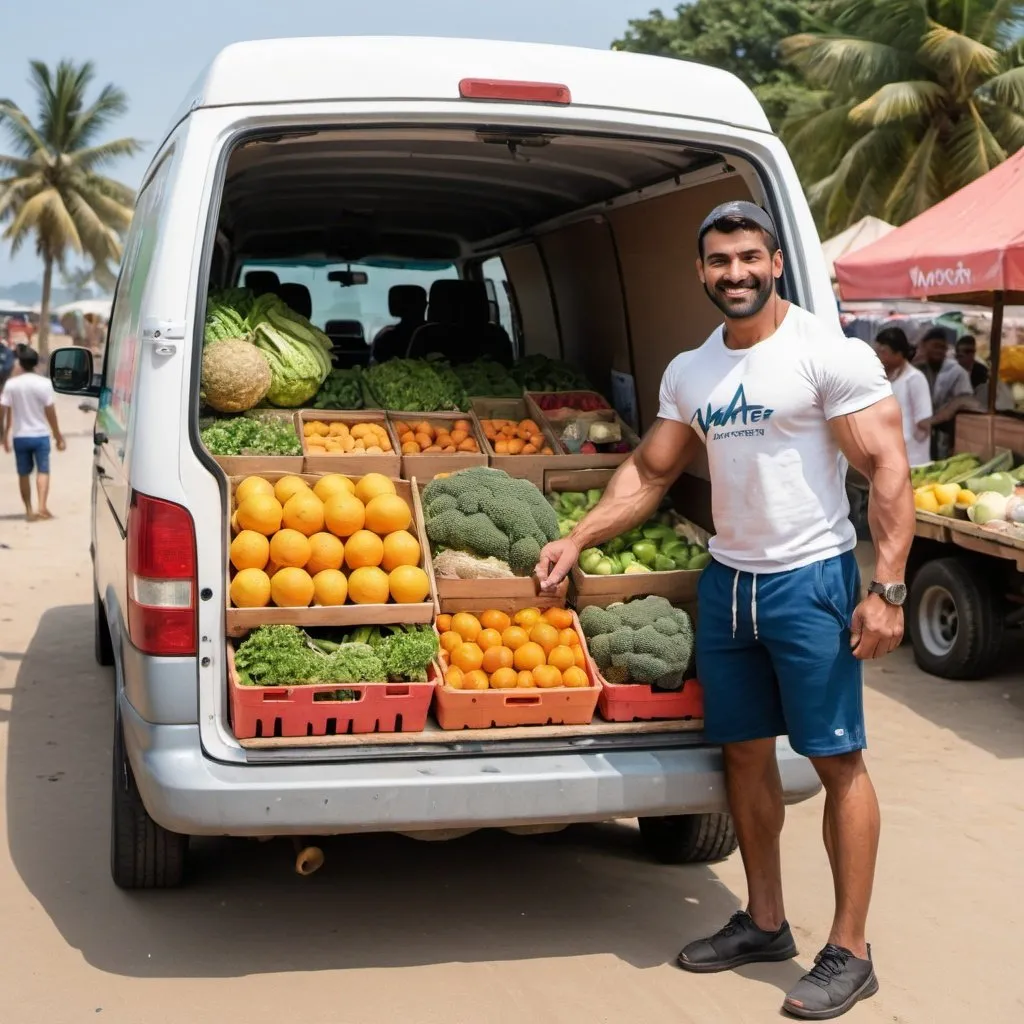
<box><xmin>0</xmin><ymin>280</ymin><xmax>112</xmax><ymax>307</ymax></box>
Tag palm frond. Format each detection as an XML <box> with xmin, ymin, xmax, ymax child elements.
<box><xmin>69</xmin><ymin>136</ymin><xmax>143</xmax><ymax>172</ymax></box>
<box><xmin>71</xmin><ymin>181</ymin><xmax>134</xmax><ymax>231</ymax></box>
<box><xmin>946</xmin><ymin>100</ymin><xmax>1008</xmax><ymax>189</ymax></box>
<box><xmin>833</xmin><ymin>0</ymin><xmax>931</xmax><ymax>51</ymax></box>
<box><xmin>850</xmin><ymin>80</ymin><xmax>948</xmax><ymax>124</ymax></box>
<box><xmin>918</xmin><ymin>22</ymin><xmax>1002</xmax><ymax>84</ymax></box>
<box><xmin>0</xmin><ymin>150</ymin><xmax>38</xmax><ymax>176</ymax></box>
<box><xmin>979</xmin><ymin>0</ymin><xmax>1024</xmax><ymax>48</ymax></box>
<box><xmin>782</xmin><ymin>34</ymin><xmax>916</xmax><ymax>94</ymax></box>
<box><xmin>986</xmin><ymin>104</ymin><xmax>1024</xmax><ymax>149</ymax></box>
<box><xmin>65</xmin><ymin>189</ymin><xmax>123</xmax><ymax>264</ymax></box>
<box><xmin>0</xmin><ymin>101</ymin><xmax>50</xmax><ymax>158</ymax></box>
<box><xmin>883</xmin><ymin>125</ymin><xmax>942</xmax><ymax>222</ymax></box>
<box><xmin>981</xmin><ymin>65</ymin><xmax>1024</xmax><ymax>111</ymax></box>
<box><xmin>68</xmin><ymin>83</ymin><xmax>131</xmax><ymax>150</ymax></box>
<box><xmin>3</xmin><ymin>186</ymin><xmax>81</xmax><ymax>257</ymax></box>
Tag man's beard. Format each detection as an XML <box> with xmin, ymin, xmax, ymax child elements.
<box><xmin>704</xmin><ymin>273</ymin><xmax>775</xmax><ymax>320</ymax></box>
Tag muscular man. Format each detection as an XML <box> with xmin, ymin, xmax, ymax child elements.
<box><xmin>536</xmin><ymin>201</ymin><xmax>914</xmax><ymax>1020</ymax></box>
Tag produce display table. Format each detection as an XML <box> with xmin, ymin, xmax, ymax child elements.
<box><xmin>913</xmin><ymin>510</ymin><xmax>1024</xmax><ymax>571</ymax></box>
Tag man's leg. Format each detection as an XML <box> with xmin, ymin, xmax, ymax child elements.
<box><xmin>18</xmin><ymin>473</ymin><xmax>32</xmax><ymax>516</ymax></box>
<box><xmin>37</xmin><ymin>473</ymin><xmax>50</xmax><ymax>517</ymax></box>
<box><xmin>724</xmin><ymin>737</ymin><xmax>786</xmax><ymax>932</ymax></box>
<box><xmin>34</xmin><ymin>438</ymin><xmax>52</xmax><ymax>517</ymax></box>
<box><xmin>810</xmin><ymin>751</ymin><xmax>879</xmax><ymax>960</ymax></box>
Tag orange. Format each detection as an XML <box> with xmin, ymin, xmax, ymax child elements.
<box><xmin>347</xmin><ymin>565</ymin><xmax>390</xmax><ymax>604</ymax></box>
<box><xmin>547</xmin><ymin>645</ymin><xmax>575</xmax><ymax>672</ymax></box>
<box><xmin>573</xmin><ymin>645</ymin><xmax>587</xmax><ymax>669</ymax></box>
<box><xmin>270</xmin><ymin>567</ymin><xmax>315</xmax><ymax>608</ymax></box>
<box><xmin>230</xmin><ymin>511</ymin><xmax>240</xmax><ymax>534</ymax></box>
<box><xmin>479</xmin><ymin>609</ymin><xmax>511</xmax><ymax>633</ymax></box>
<box><xmin>462</xmin><ymin>669</ymin><xmax>490</xmax><ymax>691</ymax></box>
<box><xmin>312</xmin><ymin>568</ymin><xmax>348</xmax><ymax>606</ymax></box>
<box><xmin>477</xmin><ymin>628</ymin><xmax>503</xmax><ymax>650</ymax></box>
<box><xmin>481</xmin><ymin>645</ymin><xmax>514</xmax><ymax>675</ymax></box>
<box><xmin>451</xmin><ymin>642</ymin><xmax>484</xmax><ymax>673</ymax></box>
<box><xmin>542</xmin><ymin>607</ymin><xmax>574</xmax><ymax>630</ymax></box>
<box><xmin>559</xmin><ymin>627</ymin><xmax>580</xmax><ymax>648</ymax></box>
<box><xmin>344</xmin><ymin>530</ymin><xmax>384</xmax><ymax>569</ymax></box>
<box><xmin>516</xmin><ymin>670</ymin><xmax>536</xmax><ymax>689</ymax></box>
<box><xmin>533</xmin><ymin>664</ymin><xmax>563</xmax><ymax>689</ymax></box>
<box><xmin>389</xmin><ymin>565</ymin><xmax>430</xmax><ymax>604</ymax></box>
<box><xmin>230</xmin><ymin>567</ymin><xmax>271</xmax><ymax>608</ymax></box>
<box><xmin>306</xmin><ymin>532</ymin><xmax>345</xmax><ymax>574</ymax></box>
<box><xmin>451</xmin><ymin>612</ymin><xmax>482</xmax><ymax>643</ymax></box>
<box><xmin>501</xmin><ymin>625</ymin><xmax>529</xmax><ymax>651</ymax></box>
<box><xmin>436</xmin><ymin>613</ymin><xmax>452</xmax><ymax>634</ymax></box>
<box><xmin>230</xmin><ymin>530</ymin><xmax>270</xmax><ymax>571</ymax></box>
<box><xmin>440</xmin><ymin>630</ymin><xmax>463</xmax><ymax>654</ymax></box>
<box><xmin>269</xmin><ymin>528</ymin><xmax>312</xmax><ymax>569</ymax></box>
<box><xmin>562</xmin><ymin>666</ymin><xmax>589</xmax><ymax>688</ymax></box>
<box><xmin>235</xmin><ymin>475</ymin><xmax>275</xmax><ymax>504</ymax></box>
<box><xmin>312</xmin><ymin>474</ymin><xmax>355</xmax><ymax>502</ymax></box>
<box><xmin>529</xmin><ymin>621</ymin><xmax>560</xmax><ymax>654</ymax></box>
<box><xmin>489</xmin><ymin>667</ymin><xmax>518</xmax><ymax>690</ymax></box>
<box><xmin>381</xmin><ymin>530</ymin><xmax>421</xmax><ymax>572</ymax></box>
<box><xmin>445</xmin><ymin>666</ymin><xmax>465</xmax><ymax>689</ymax></box>
<box><xmin>513</xmin><ymin>641</ymin><xmax>546</xmax><ymax>672</ymax></box>
<box><xmin>354</xmin><ymin>472</ymin><xmax>397</xmax><ymax>505</ymax></box>
<box><xmin>323</xmin><ymin>492</ymin><xmax>366</xmax><ymax>538</ymax></box>
<box><xmin>274</xmin><ymin>475</ymin><xmax>310</xmax><ymax>505</ymax></box>
<box><xmin>513</xmin><ymin>607</ymin><xmax>542</xmax><ymax>629</ymax></box>
<box><xmin>236</xmin><ymin>493</ymin><xmax>283</xmax><ymax>536</ymax></box>
<box><xmin>364</xmin><ymin>493</ymin><xmax>412</xmax><ymax>535</ymax></box>
<box><xmin>283</xmin><ymin>490</ymin><xmax>325</xmax><ymax>537</ymax></box>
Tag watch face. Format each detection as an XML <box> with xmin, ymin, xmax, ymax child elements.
<box><xmin>885</xmin><ymin>583</ymin><xmax>908</xmax><ymax>606</ymax></box>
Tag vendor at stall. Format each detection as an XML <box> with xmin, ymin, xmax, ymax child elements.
<box><xmin>917</xmin><ymin>328</ymin><xmax>973</xmax><ymax>458</ymax></box>
<box><xmin>874</xmin><ymin>327</ymin><xmax>932</xmax><ymax>466</ymax></box>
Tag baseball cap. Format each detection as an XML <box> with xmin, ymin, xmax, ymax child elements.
<box><xmin>698</xmin><ymin>201</ymin><xmax>779</xmax><ymax>252</ymax></box>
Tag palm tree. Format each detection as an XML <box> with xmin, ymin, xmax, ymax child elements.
<box><xmin>0</xmin><ymin>60</ymin><xmax>141</xmax><ymax>356</ymax></box>
<box><xmin>781</xmin><ymin>0</ymin><xmax>1024</xmax><ymax>235</ymax></box>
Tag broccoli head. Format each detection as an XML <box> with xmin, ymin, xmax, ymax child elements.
<box><xmin>424</xmin><ymin>493</ymin><xmax>458</xmax><ymax>518</ymax></box>
<box><xmin>509</xmin><ymin>536</ymin><xmax>543</xmax><ymax>577</ymax></box>
<box><xmin>587</xmin><ymin>632</ymin><xmax>612</xmax><ymax>669</ymax></box>
<box><xmin>608</xmin><ymin>627</ymin><xmax>635</xmax><ymax>656</ymax></box>
<box><xmin>611</xmin><ymin>652</ymin><xmax>673</xmax><ymax>684</ymax></box>
<box><xmin>579</xmin><ymin>605</ymin><xmax>619</xmax><ymax>637</ymax></box>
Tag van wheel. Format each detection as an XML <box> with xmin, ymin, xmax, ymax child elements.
<box><xmin>638</xmin><ymin>813</ymin><xmax>737</xmax><ymax>864</ymax></box>
<box><xmin>111</xmin><ymin>715</ymin><xmax>188</xmax><ymax>889</ymax></box>
<box><xmin>94</xmin><ymin>588</ymin><xmax>114</xmax><ymax>667</ymax></box>
<box><xmin>907</xmin><ymin>557</ymin><xmax>1003</xmax><ymax>680</ymax></box>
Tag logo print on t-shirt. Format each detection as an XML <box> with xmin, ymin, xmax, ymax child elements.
<box><xmin>693</xmin><ymin>384</ymin><xmax>774</xmax><ymax>440</ymax></box>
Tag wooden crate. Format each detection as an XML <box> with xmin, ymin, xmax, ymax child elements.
<box><xmin>297</xmin><ymin>409</ymin><xmax>401</xmax><ymax>477</ymax></box>
<box><xmin>225</xmin><ymin>472</ymin><xmax>438</xmax><ymax>635</ymax></box>
<box><xmin>536</xmin><ymin>407</ymin><xmax>641</xmax><ymax>472</ymax></box>
<box><xmin>389</xmin><ymin>410</ymin><xmax>488</xmax><ymax>481</ymax></box>
<box><xmin>472</xmin><ymin>396</ymin><xmax>561</xmax><ymax>488</ymax></box>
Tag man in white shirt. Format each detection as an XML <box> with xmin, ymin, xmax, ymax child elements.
<box><xmin>536</xmin><ymin>201</ymin><xmax>914</xmax><ymax>1020</ymax></box>
<box><xmin>873</xmin><ymin>327</ymin><xmax>933</xmax><ymax>466</ymax></box>
<box><xmin>0</xmin><ymin>347</ymin><xmax>66</xmax><ymax>521</ymax></box>
<box><xmin>917</xmin><ymin>328</ymin><xmax>974</xmax><ymax>458</ymax></box>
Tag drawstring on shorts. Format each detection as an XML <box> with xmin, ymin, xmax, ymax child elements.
<box><xmin>731</xmin><ymin>569</ymin><xmax>759</xmax><ymax>639</ymax></box>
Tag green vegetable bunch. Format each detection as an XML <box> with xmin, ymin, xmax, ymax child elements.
<box><xmin>579</xmin><ymin>597</ymin><xmax>694</xmax><ymax>687</ymax></box>
<box><xmin>313</xmin><ymin>368</ymin><xmax>365</xmax><ymax>410</ymax></box>
<box><xmin>512</xmin><ymin>354</ymin><xmax>591</xmax><ymax>392</ymax></box>
<box><xmin>422</xmin><ymin>467</ymin><xmax>560</xmax><ymax>576</ymax></box>
<box><xmin>453</xmin><ymin>359</ymin><xmax>522</xmax><ymax>398</ymax></box>
<box><xmin>365</xmin><ymin>358</ymin><xmax>467</xmax><ymax>412</ymax></box>
<box><xmin>317</xmin><ymin>624</ymin><xmax>440</xmax><ymax>682</ymax></box>
<box><xmin>550</xmin><ymin>489</ymin><xmax>604</xmax><ymax>537</ymax></box>
<box><xmin>200</xmin><ymin>412</ymin><xmax>302</xmax><ymax>456</ymax></box>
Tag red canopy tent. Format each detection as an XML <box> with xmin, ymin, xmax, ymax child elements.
<box><xmin>835</xmin><ymin>147</ymin><xmax>1024</xmax><ymax>415</ymax></box>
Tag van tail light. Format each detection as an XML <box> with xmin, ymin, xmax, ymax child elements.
<box><xmin>458</xmin><ymin>78</ymin><xmax>572</xmax><ymax>105</ymax></box>
<box><xmin>127</xmin><ymin>492</ymin><xmax>197</xmax><ymax>656</ymax></box>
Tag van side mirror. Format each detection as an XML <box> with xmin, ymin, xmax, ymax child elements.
<box><xmin>50</xmin><ymin>346</ymin><xmax>100</xmax><ymax>396</ymax></box>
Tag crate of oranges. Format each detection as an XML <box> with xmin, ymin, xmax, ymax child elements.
<box><xmin>471</xmin><ymin>397</ymin><xmax>560</xmax><ymax>488</ymax></box>
<box><xmin>297</xmin><ymin>410</ymin><xmax>401</xmax><ymax>477</ymax></box>
<box><xmin>389</xmin><ymin>412</ymin><xmax>488</xmax><ymax>481</ymax></box>
<box><xmin>226</xmin><ymin>471</ymin><xmax>437</xmax><ymax>635</ymax></box>
<box><xmin>433</xmin><ymin>605</ymin><xmax>600</xmax><ymax>729</ymax></box>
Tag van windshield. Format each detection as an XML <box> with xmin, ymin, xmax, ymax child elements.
<box><xmin>237</xmin><ymin>259</ymin><xmax>458</xmax><ymax>342</ymax></box>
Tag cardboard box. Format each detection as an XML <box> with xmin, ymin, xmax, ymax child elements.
<box><xmin>225</xmin><ymin>472</ymin><xmax>438</xmax><ymax>635</ymax></box>
<box><xmin>214</xmin><ymin>455</ymin><xmax>304</xmax><ymax>477</ymax></box>
<box><xmin>529</xmin><ymin>392</ymin><xmax>640</xmax><ymax>472</ymax></box>
<box><xmin>435</xmin><ymin>575</ymin><xmax>568</xmax><ymax>612</ymax></box>
<box><xmin>472</xmin><ymin>396</ymin><xmax>561</xmax><ymax>489</ymax></box>
<box><xmin>297</xmin><ymin>410</ymin><xmax>401</xmax><ymax>477</ymax></box>
<box><xmin>390</xmin><ymin>410</ymin><xmax>488</xmax><ymax>482</ymax></box>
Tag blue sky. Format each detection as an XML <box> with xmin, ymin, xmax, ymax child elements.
<box><xmin>0</xmin><ymin>0</ymin><xmax>655</xmax><ymax>287</ymax></box>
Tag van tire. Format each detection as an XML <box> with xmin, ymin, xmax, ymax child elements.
<box><xmin>94</xmin><ymin>588</ymin><xmax>114</xmax><ymax>667</ymax></box>
<box><xmin>111</xmin><ymin>716</ymin><xmax>188</xmax><ymax>889</ymax></box>
<box><xmin>638</xmin><ymin>813</ymin><xmax>738</xmax><ymax>864</ymax></box>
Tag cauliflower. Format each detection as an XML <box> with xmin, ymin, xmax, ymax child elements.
<box><xmin>200</xmin><ymin>337</ymin><xmax>271</xmax><ymax>413</ymax></box>
<box><xmin>421</xmin><ymin>468</ymin><xmax>560</xmax><ymax>577</ymax></box>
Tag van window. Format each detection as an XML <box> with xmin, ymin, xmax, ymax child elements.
<box><xmin>99</xmin><ymin>153</ymin><xmax>173</xmax><ymax>458</ymax></box>
<box><xmin>237</xmin><ymin>260</ymin><xmax>457</xmax><ymax>342</ymax></box>
<box><xmin>481</xmin><ymin>256</ymin><xmax>516</xmax><ymax>339</ymax></box>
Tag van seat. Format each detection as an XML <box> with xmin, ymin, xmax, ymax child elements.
<box><xmin>371</xmin><ymin>285</ymin><xmax>427</xmax><ymax>363</ymax></box>
<box><xmin>244</xmin><ymin>270</ymin><xmax>280</xmax><ymax>294</ymax></box>
<box><xmin>277</xmin><ymin>282</ymin><xmax>312</xmax><ymax>319</ymax></box>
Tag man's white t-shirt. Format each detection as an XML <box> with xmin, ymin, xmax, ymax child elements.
<box><xmin>658</xmin><ymin>304</ymin><xmax>892</xmax><ymax>574</ymax></box>
<box><xmin>888</xmin><ymin>362</ymin><xmax>932</xmax><ymax>466</ymax></box>
<box><xmin>0</xmin><ymin>372</ymin><xmax>55</xmax><ymax>439</ymax></box>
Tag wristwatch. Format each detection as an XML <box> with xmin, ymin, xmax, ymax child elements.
<box><xmin>868</xmin><ymin>581</ymin><xmax>907</xmax><ymax>606</ymax></box>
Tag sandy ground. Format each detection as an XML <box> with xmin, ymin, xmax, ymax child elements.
<box><xmin>1</xmin><ymin>395</ymin><xmax>1022</xmax><ymax>1024</ymax></box>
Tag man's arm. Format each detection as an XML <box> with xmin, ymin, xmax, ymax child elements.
<box><xmin>45</xmin><ymin>403</ymin><xmax>66</xmax><ymax>451</ymax></box>
<box><xmin>829</xmin><ymin>395</ymin><xmax>915</xmax><ymax>657</ymax></box>
<box><xmin>0</xmin><ymin>405</ymin><xmax>10</xmax><ymax>452</ymax></box>
<box><xmin>536</xmin><ymin>417</ymin><xmax>701</xmax><ymax>589</ymax></box>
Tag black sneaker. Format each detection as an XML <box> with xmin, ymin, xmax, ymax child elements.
<box><xmin>783</xmin><ymin>943</ymin><xmax>879</xmax><ymax>1020</ymax></box>
<box><xmin>677</xmin><ymin>910</ymin><xmax>797</xmax><ymax>973</ymax></box>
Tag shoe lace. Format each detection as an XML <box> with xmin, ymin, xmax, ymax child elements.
<box><xmin>807</xmin><ymin>944</ymin><xmax>851</xmax><ymax>986</ymax></box>
<box><xmin>715</xmin><ymin>911</ymin><xmax>751</xmax><ymax>939</ymax></box>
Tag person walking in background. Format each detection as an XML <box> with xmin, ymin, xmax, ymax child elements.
<box><xmin>955</xmin><ymin>334</ymin><xmax>989</xmax><ymax>391</ymax></box>
<box><xmin>0</xmin><ymin>347</ymin><xmax>66</xmax><ymax>521</ymax></box>
<box><xmin>873</xmin><ymin>327</ymin><xmax>932</xmax><ymax>466</ymax></box>
<box><xmin>917</xmin><ymin>327</ymin><xmax>973</xmax><ymax>458</ymax></box>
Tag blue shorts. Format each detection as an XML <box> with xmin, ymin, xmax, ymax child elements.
<box><xmin>13</xmin><ymin>436</ymin><xmax>51</xmax><ymax>476</ymax></box>
<box><xmin>695</xmin><ymin>551</ymin><xmax>865</xmax><ymax>758</ymax></box>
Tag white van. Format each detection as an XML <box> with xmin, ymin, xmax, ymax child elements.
<box><xmin>52</xmin><ymin>37</ymin><xmax>824</xmax><ymax>888</ymax></box>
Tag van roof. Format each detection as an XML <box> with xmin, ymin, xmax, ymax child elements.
<box><xmin>174</xmin><ymin>35</ymin><xmax>770</xmax><ymax>133</ymax></box>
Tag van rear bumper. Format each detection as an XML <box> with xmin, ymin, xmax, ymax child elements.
<box><xmin>121</xmin><ymin>697</ymin><xmax>821</xmax><ymax>837</ymax></box>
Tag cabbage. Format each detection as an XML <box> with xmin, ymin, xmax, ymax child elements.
<box><xmin>966</xmin><ymin>491</ymin><xmax>1008</xmax><ymax>525</ymax></box>
<box><xmin>252</xmin><ymin>324</ymin><xmax>325</xmax><ymax>407</ymax></box>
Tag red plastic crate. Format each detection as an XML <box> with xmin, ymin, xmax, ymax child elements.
<box><xmin>597</xmin><ymin>676</ymin><xmax>705</xmax><ymax>723</ymax></box>
<box><xmin>227</xmin><ymin>643</ymin><xmax>436</xmax><ymax>739</ymax></box>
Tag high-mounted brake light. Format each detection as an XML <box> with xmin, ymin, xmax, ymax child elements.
<box><xmin>127</xmin><ymin>492</ymin><xmax>197</xmax><ymax>656</ymax></box>
<box><xmin>459</xmin><ymin>78</ymin><xmax>572</xmax><ymax>105</ymax></box>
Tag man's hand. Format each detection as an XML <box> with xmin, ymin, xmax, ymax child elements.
<box><xmin>849</xmin><ymin>594</ymin><xmax>903</xmax><ymax>659</ymax></box>
<box><xmin>55</xmin><ymin>435</ymin><xmax>66</xmax><ymax>452</ymax></box>
<box><xmin>536</xmin><ymin>537</ymin><xmax>581</xmax><ymax>592</ymax></box>
<box><xmin>2</xmin><ymin>437</ymin><xmax>9</xmax><ymax>454</ymax></box>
